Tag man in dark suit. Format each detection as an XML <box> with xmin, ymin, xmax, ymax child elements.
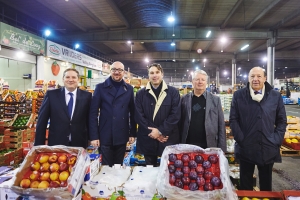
<box><xmin>89</xmin><ymin>61</ymin><xmax>136</xmax><ymax>166</ymax></box>
<box><xmin>34</xmin><ymin>68</ymin><xmax>92</xmax><ymax>148</ymax></box>
<box><xmin>180</xmin><ymin>70</ymin><xmax>226</xmax><ymax>152</ymax></box>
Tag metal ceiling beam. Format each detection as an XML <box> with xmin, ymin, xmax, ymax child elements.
<box><xmin>196</xmin><ymin>0</ymin><xmax>208</xmax><ymax>28</ymax></box>
<box><xmin>220</xmin><ymin>0</ymin><xmax>243</xmax><ymax>29</ymax></box>
<box><xmin>34</xmin><ymin>0</ymin><xmax>87</xmax><ymax>32</ymax></box>
<box><xmin>0</xmin><ymin>0</ymin><xmax>57</xmax><ymax>32</ymax></box>
<box><xmin>105</xmin><ymin>0</ymin><xmax>130</xmax><ymax>28</ymax></box>
<box><xmin>74</xmin><ymin>0</ymin><xmax>108</xmax><ymax>30</ymax></box>
<box><xmin>204</xmin><ymin>41</ymin><xmax>213</xmax><ymax>53</ymax></box>
<box><xmin>107</xmin><ymin>50</ymin><xmax>300</xmax><ymax>61</ymax></box>
<box><xmin>270</xmin><ymin>8</ymin><xmax>300</xmax><ymax>30</ymax></box>
<box><xmin>275</xmin><ymin>40</ymin><xmax>296</xmax><ymax>50</ymax></box>
<box><xmin>61</xmin><ymin>28</ymin><xmax>273</xmax><ymax>42</ymax></box>
<box><xmin>282</xmin><ymin>41</ymin><xmax>300</xmax><ymax>50</ymax></box>
<box><xmin>245</xmin><ymin>0</ymin><xmax>281</xmax><ymax>30</ymax></box>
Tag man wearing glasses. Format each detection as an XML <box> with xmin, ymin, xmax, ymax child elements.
<box><xmin>135</xmin><ymin>63</ymin><xmax>181</xmax><ymax>166</ymax></box>
<box><xmin>89</xmin><ymin>61</ymin><xmax>136</xmax><ymax>166</ymax></box>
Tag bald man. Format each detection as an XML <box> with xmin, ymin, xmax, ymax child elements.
<box><xmin>229</xmin><ymin>67</ymin><xmax>287</xmax><ymax>191</ymax></box>
<box><xmin>89</xmin><ymin>61</ymin><xmax>136</xmax><ymax>166</ymax></box>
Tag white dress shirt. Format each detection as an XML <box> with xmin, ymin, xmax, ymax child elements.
<box><xmin>65</xmin><ymin>88</ymin><xmax>77</xmax><ymax>120</ymax></box>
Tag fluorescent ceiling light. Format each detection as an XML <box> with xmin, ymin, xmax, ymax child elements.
<box><xmin>206</xmin><ymin>31</ymin><xmax>211</xmax><ymax>38</ymax></box>
<box><xmin>241</xmin><ymin>44</ymin><xmax>249</xmax><ymax>50</ymax></box>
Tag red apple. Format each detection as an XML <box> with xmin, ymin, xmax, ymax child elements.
<box><xmin>60</xmin><ymin>181</ymin><xmax>68</xmax><ymax>187</ymax></box>
<box><xmin>39</xmin><ymin>154</ymin><xmax>49</xmax><ymax>164</ymax></box>
<box><xmin>50</xmin><ymin>163</ymin><xmax>59</xmax><ymax>172</ymax></box>
<box><xmin>30</xmin><ymin>161</ymin><xmax>41</xmax><ymax>171</ymax></box>
<box><xmin>49</xmin><ymin>181</ymin><xmax>60</xmax><ymax>188</ymax></box>
<box><xmin>38</xmin><ymin>180</ymin><xmax>49</xmax><ymax>189</ymax></box>
<box><xmin>20</xmin><ymin>179</ymin><xmax>31</xmax><ymax>188</ymax></box>
<box><xmin>29</xmin><ymin>171</ymin><xmax>40</xmax><ymax>181</ymax></box>
<box><xmin>67</xmin><ymin>155</ymin><xmax>77</xmax><ymax>165</ymax></box>
<box><xmin>50</xmin><ymin>172</ymin><xmax>59</xmax><ymax>181</ymax></box>
<box><xmin>30</xmin><ymin>180</ymin><xmax>40</xmax><ymax>188</ymax></box>
<box><xmin>59</xmin><ymin>162</ymin><xmax>69</xmax><ymax>172</ymax></box>
<box><xmin>48</xmin><ymin>154</ymin><xmax>58</xmax><ymax>163</ymax></box>
<box><xmin>40</xmin><ymin>162</ymin><xmax>50</xmax><ymax>172</ymax></box>
<box><xmin>59</xmin><ymin>171</ymin><xmax>70</xmax><ymax>181</ymax></box>
<box><xmin>58</xmin><ymin>154</ymin><xmax>67</xmax><ymax>163</ymax></box>
<box><xmin>39</xmin><ymin>172</ymin><xmax>50</xmax><ymax>181</ymax></box>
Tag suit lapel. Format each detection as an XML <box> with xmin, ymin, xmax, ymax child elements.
<box><xmin>188</xmin><ymin>93</ymin><xmax>192</xmax><ymax>121</ymax></box>
<box><xmin>205</xmin><ymin>92</ymin><xmax>212</xmax><ymax>120</ymax></box>
<box><xmin>115</xmin><ymin>85</ymin><xmax>127</xmax><ymax>99</ymax></box>
<box><xmin>59</xmin><ymin>88</ymin><xmax>70</xmax><ymax>119</ymax></box>
<box><xmin>72</xmin><ymin>89</ymin><xmax>81</xmax><ymax>119</ymax></box>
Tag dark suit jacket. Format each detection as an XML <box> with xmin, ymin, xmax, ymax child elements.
<box><xmin>89</xmin><ymin>77</ymin><xmax>136</xmax><ymax>146</ymax></box>
<box><xmin>34</xmin><ymin>87</ymin><xmax>92</xmax><ymax>148</ymax></box>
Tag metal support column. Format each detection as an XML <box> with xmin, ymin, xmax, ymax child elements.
<box><xmin>232</xmin><ymin>58</ymin><xmax>236</xmax><ymax>87</ymax></box>
<box><xmin>267</xmin><ymin>33</ymin><xmax>276</xmax><ymax>86</ymax></box>
<box><xmin>216</xmin><ymin>66</ymin><xmax>220</xmax><ymax>88</ymax></box>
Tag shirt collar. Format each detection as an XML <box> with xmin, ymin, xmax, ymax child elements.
<box><xmin>65</xmin><ymin>88</ymin><xmax>77</xmax><ymax>95</ymax></box>
<box><xmin>193</xmin><ymin>90</ymin><xmax>207</xmax><ymax>99</ymax></box>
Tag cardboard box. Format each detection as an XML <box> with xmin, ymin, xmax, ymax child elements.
<box><xmin>10</xmin><ymin>145</ymin><xmax>90</xmax><ymax>199</ymax></box>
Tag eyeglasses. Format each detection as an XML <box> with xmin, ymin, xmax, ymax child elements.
<box><xmin>111</xmin><ymin>68</ymin><xmax>124</xmax><ymax>73</ymax></box>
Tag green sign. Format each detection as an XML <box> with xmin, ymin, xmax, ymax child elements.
<box><xmin>0</xmin><ymin>22</ymin><xmax>45</xmax><ymax>55</ymax></box>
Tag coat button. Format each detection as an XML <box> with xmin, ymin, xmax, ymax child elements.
<box><xmin>113</xmin><ymin>117</ymin><xmax>115</xmax><ymax>119</ymax></box>
<box><xmin>123</xmin><ymin>117</ymin><xmax>125</xmax><ymax>119</ymax></box>
<box><xmin>151</xmin><ymin>103</ymin><xmax>153</xmax><ymax>105</ymax></box>
<box><xmin>258</xmin><ymin>116</ymin><xmax>261</xmax><ymax>119</ymax></box>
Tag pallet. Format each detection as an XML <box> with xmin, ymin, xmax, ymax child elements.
<box><xmin>280</xmin><ymin>145</ymin><xmax>300</xmax><ymax>156</ymax></box>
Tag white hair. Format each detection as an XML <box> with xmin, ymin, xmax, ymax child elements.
<box><xmin>192</xmin><ymin>70</ymin><xmax>208</xmax><ymax>80</ymax></box>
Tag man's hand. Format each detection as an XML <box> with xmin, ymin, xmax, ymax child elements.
<box><xmin>157</xmin><ymin>135</ymin><xmax>168</xmax><ymax>143</ymax></box>
<box><xmin>129</xmin><ymin>137</ymin><xmax>135</xmax><ymax>144</ymax></box>
<box><xmin>91</xmin><ymin>140</ymin><xmax>100</xmax><ymax>147</ymax></box>
<box><xmin>148</xmin><ymin>127</ymin><xmax>161</xmax><ymax>139</ymax></box>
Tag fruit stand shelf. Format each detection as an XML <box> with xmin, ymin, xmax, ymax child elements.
<box><xmin>236</xmin><ymin>190</ymin><xmax>284</xmax><ymax>199</ymax></box>
<box><xmin>280</xmin><ymin>145</ymin><xmax>300</xmax><ymax>156</ymax></box>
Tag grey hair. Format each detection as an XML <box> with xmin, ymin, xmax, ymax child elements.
<box><xmin>192</xmin><ymin>70</ymin><xmax>208</xmax><ymax>80</ymax></box>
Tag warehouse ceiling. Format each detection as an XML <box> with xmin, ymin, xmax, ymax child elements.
<box><xmin>1</xmin><ymin>0</ymin><xmax>300</xmax><ymax>80</ymax></box>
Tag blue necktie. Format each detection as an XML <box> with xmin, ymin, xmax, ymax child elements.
<box><xmin>68</xmin><ymin>93</ymin><xmax>73</xmax><ymax>118</ymax></box>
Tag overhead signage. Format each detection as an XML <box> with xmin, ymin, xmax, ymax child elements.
<box><xmin>0</xmin><ymin>22</ymin><xmax>45</xmax><ymax>55</ymax></box>
<box><xmin>46</xmin><ymin>40</ymin><xmax>102</xmax><ymax>71</ymax></box>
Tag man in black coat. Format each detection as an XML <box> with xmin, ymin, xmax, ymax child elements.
<box><xmin>35</xmin><ymin>68</ymin><xmax>92</xmax><ymax>148</ymax></box>
<box><xmin>135</xmin><ymin>63</ymin><xmax>181</xmax><ymax>166</ymax></box>
<box><xmin>89</xmin><ymin>61</ymin><xmax>136</xmax><ymax>166</ymax></box>
<box><xmin>230</xmin><ymin>67</ymin><xmax>287</xmax><ymax>191</ymax></box>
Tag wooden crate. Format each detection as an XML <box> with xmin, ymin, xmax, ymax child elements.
<box><xmin>280</xmin><ymin>145</ymin><xmax>300</xmax><ymax>156</ymax></box>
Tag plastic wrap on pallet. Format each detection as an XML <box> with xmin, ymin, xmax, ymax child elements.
<box><xmin>156</xmin><ymin>144</ymin><xmax>238</xmax><ymax>200</ymax></box>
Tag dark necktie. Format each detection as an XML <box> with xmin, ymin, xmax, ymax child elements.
<box><xmin>68</xmin><ymin>93</ymin><xmax>73</xmax><ymax>118</ymax></box>
<box><xmin>254</xmin><ymin>91</ymin><xmax>260</xmax><ymax>95</ymax></box>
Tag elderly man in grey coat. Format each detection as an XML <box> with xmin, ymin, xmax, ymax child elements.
<box><xmin>179</xmin><ymin>70</ymin><xmax>226</xmax><ymax>152</ymax></box>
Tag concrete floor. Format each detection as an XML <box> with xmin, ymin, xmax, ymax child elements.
<box><xmin>224</xmin><ymin>105</ymin><xmax>300</xmax><ymax>191</ymax></box>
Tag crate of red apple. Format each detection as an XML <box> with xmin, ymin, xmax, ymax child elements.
<box><xmin>10</xmin><ymin>145</ymin><xmax>90</xmax><ymax>199</ymax></box>
<box><xmin>168</xmin><ymin>153</ymin><xmax>222</xmax><ymax>191</ymax></box>
<box><xmin>157</xmin><ymin>144</ymin><xmax>238</xmax><ymax>200</ymax></box>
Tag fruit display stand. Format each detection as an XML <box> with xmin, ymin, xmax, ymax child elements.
<box><xmin>10</xmin><ymin>145</ymin><xmax>90</xmax><ymax>199</ymax></box>
<box><xmin>236</xmin><ymin>190</ymin><xmax>284</xmax><ymax>200</ymax></box>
